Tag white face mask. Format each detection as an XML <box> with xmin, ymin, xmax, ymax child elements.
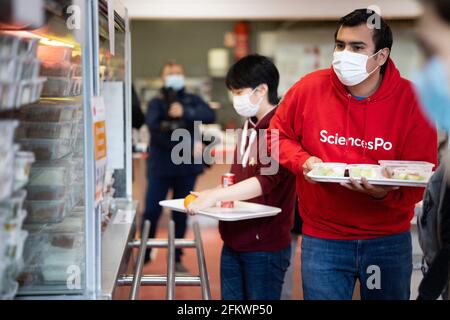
<box><xmin>332</xmin><ymin>50</ymin><xmax>381</xmax><ymax>86</ymax></box>
<box><xmin>232</xmin><ymin>87</ymin><xmax>263</xmax><ymax>117</ymax></box>
<box><xmin>164</xmin><ymin>74</ymin><xmax>185</xmax><ymax>90</ymax></box>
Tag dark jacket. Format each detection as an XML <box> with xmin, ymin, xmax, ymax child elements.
<box><xmin>417</xmin><ymin>164</ymin><xmax>450</xmax><ymax>300</ymax></box>
<box><xmin>146</xmin><ymin>87</ymin><xmax>215</xmax><ymax>177</ymax></box>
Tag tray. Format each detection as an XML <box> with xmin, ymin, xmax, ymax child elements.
<box><xmin>306</xmin><ymin>172</ymin><xmax>430</xmax><ymax>188</ymax></box>
<box><xmin>159</xmin><ymin>199</ymin><xmax>281</xmax><ymax>221</ymax></box>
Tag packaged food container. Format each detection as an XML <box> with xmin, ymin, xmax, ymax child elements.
<box><xmin>0</xmin><ymin>58</ymin><xmax>22</xmax><ymax>82</ymax></box>
<box><xmin>18</xmin><ymin>138</ymin><xmax>72</xmax><ymax>161</ymax></box>
<box><xmin>16</xmin><ymin>121</ymin><xmax>75</xmax><ymax>139</ymax></box>
<box><xmin>24</xmin><ymin>199</ymin><xmax>67</xmax><ymax>224</ymax></box>
<box><xmin>15</xmin><ymin>78</ymin><xmax>46</xmax><ymax>107</ymax></box>
<box><xmin>39</xmin><ymin>60</ymin><xmax>72</xmax><ymax>77</ymax></box>
<box><xmin>311</xmin><ymin>162</ymin><xmax>347</xmax><ymax>177</ymax></box>
<box><xmin>347</xmin><ymin>164</ymin><xmax>383</xmax><ymax>179</ymax></box>
<box><xmin>13</xmin><ymin>151</ymin><xmax>35</xmax><ymax>191</ymax></box>
<box><xmin>0</xmin><ymin>82</ymin><xmax>19</xmax><ymax>109</ymax></box>
<box><xmin>2</xmin><ymin>210</ymin><xmax>27</xmax><ymax>248</ymax></box>
<box><xmin>0</xmin><ymin>189</ymin><xmax>27</xmax><ymax>221</ymax></box>
<box><xmin>37</xmin><ymin>45</ymin><xmax>72</xmax><ymax>63</ymax></box>
<box><xmin>17</xmin><ymin>38</ymin><xmax>39</xmax><ymax>60</ymax></box>
<box><xmin>70</xmin><ymin>77</ymin><xmax>82</xmax><ymax>96</ymax></box>
<box><xmin>40</xmin><ymin>246</ymin><xmax>84</xmax><ymax>283</ymax></box>
<box><xmin>0</xmin><ymin>120</ymin><xmax>18</xmax><ymax>148</ymax></box>
<box><xmin>21</xmin><ymin>227</ymin><xmax>50</xmax><ymax>266</ymax></box>
<box><xmin>26</xmin><ymin>185</ymin><xmax>70</xmax><ymax>201</ymax></box>
<box><xmin>4</xmin><ymin>230</ymin><xmax>28</xmax><ymax>262</ymax></box>
<box><xmin>391</xmin><ymin>167</ymin><xmax>433</xmax><ymax>181</ymax></box>
<box><xmin>28</xmin><ymin>160</ymin><xmax>72</xmax><ymax>186</ymax></box>
<box><xmin>378</xmin><ymin>160</ymin><xmax>435</xmax><ymax>170</ymax></box>
<box><xmin>0</xmin><ymin>278</ymin><xmax>19</xmax><ymax>300</ymax></box>
<box><xmin>0</xmin><ymin>35</ymin><xmax>19</xmax><ymax>59</ymax></box>
<box><xmin>41</xmin><ymin>76</ymin><xmax>71</xmax><ymax>97</ymax></box>
<box><xmin>21</xmin><ymin>59</ymin><xmax>41</xmax><ymax>80</ymax></box>
<box><xmin>45</xmin><ymin>216</ymin><xmax>84</xmax><ymax>249</ymax></box>
<box><xmin>20</xmin><ymin>98</ymin><xmax>82</xmax><ymax>122</ymax></box>
<box><xmin>0</xmin><ymin>172</ymin><xmax>14</xmax><ymax>202</ymax></box>
<box><xmin>0</xmin><ymin>148</ymin><xmax>14</xmax><ymax>175</ymax></box>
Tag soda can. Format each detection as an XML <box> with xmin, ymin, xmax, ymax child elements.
<box><xmin>221</xmin><ymin>173</ymin><xmax>235</xmax><ymax>208</ymax></box>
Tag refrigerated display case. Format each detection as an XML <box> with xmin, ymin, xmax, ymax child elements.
<box><xmin>0</xmin><ymin>0</ymin><xmax>135</xmax><ymax>299</ymax></box>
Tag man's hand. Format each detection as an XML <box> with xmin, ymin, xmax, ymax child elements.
<box><xmin>303</xmin><ymin>156</ymin><xmax>323</xmax><ymax>184</ymax></box>
<box><xmin>168</xmin><ymin>102</ymin><xmax>183</xmax><ymax>118</ymax></box>
<box><xmin>340</xmin><ymin>168</ymin><xmax>399</xmax><ymax>199</ymax></box>
<box><xmin>186</xmin><ymin>189</ymin><xmax>219</xmax><ymax>215</ymax></box>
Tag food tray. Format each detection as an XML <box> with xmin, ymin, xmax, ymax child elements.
<box><xmin>306</xmin><ymin>172</ymin><xmax>430</xmax><ymax>187</ymax></box>
<box><xmin>159</xmin><ymin>199</ymin><xmax>281</xmax><ymax>221</ymax></box>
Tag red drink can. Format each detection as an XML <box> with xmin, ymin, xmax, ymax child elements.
<box><xmin>221</xmin><ymin>173</ymin><xmax>235</xmax><ymax>208</ymax></box>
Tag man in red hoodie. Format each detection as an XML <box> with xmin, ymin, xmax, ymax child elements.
<box><xmin>269</xmin><ymin>9</ymin><xmax>438</xmax><ymax>300</ymax></box>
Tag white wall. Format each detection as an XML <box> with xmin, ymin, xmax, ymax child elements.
<box><xmin>123</xmin><ymin>0</ymin><xmax>422</xmax><ymax>20</ymax></box>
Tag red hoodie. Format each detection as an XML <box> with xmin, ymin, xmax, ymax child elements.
<box><xmin>268</xmin><ymin>59</ymin><xmax>438</xmax><ymax>240</ymax></box>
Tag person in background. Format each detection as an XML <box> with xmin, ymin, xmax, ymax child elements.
<box><xmin>280</xmin><ymin>199</ymin><xmax>302</xmax><ymax>300</ymax></box>
<box><xmin>187</xmin><ymin>54</ymin><xmax>296</xmax><ymax>300</ymax></box>
<box><xmin>132</xmin><ymin>84</ymin><xmax>145</xmax><ymax>130</ymax></box>
<box><xmin>144</xmin><ymin>61</ymin><xmax>215</xmax><ymax>272</ymax></box>
<box><xmin>269</xmin><ymin>9</ymin><xmax>438</xmax><ymax>300</ymax></box>
<box><xmin>414</xmin><ymin>0</ymin><xmax>450</xmax><ymax>300</ymax></box>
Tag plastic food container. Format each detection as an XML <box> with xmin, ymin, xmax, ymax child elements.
<box><xmin>26</xmin><ymin>185</ymin><xmax>70</xmax><ymax>201</ymax></box>
<box><xmin>0</xmin><ymin>190</ymin><xmax>27</xmax><ymax>221</ymax></box>
<box><xmin>17</xmin><ymin>38</ymin><xmax>39</xmax><ymax>60</ymax></box>
<box><xmin>41</xmin><ymin>76</ymin><xmax>72</xmax><ymax>97</ymax></box>
<box><xmin>0</xmin><ymin>120</ymin><xmax>18</xmax><ymax>147</ymax></box>
<box><xmin>28</xmin><ymin>160</ymin><xmax>72</xmax><ymax>187</ymax></box>
<box><xmin>347</xmin><ymin>164</ymin><xmax>383</xmax><ymax>179</ymax></box>
<box><xmin>0</xmin><ymin>172</ymin><xmax>14</xmax><ymax>202</ymax></box>
<box><xmin>41</xmin><ymin>246</ymin><xmax>84</xmax><ymax>283</ymax></box>
<box><xmin>45</xmin><ymin>216</ymin><xmax>84</xmax><ymax>249</ymax></box>
<box><xmin>39</xmin><ymin>61</ymin><xmax>72</xmax><ymax>77</ymax></box>
<box><xmin>0</xmin><ymin>35</ymin><xmax>19</xmax><ymax>59</ymax></box>
<box><xmin>70</xmin><ymin>77</ymin><xmax>82</xmax><ymax>96</ymax></box>
<box><xmin>13</xmin><ymin>151</ymin><xmax>35</xmax><ymax>191</ymax></box>
<box><xmin>378</xmin><ymin>160</ymin><xmax>435</xmax><ymax>170</ymax></box>
<box><xmin>0</xmin><ymin>58</ymin><xmax>22</xmax><ymax>82</ymax></box>
<box><xmin>37</xmin><ymin>45</ymin><xmax>72</xmax><ymax>63</ymax></box>
<box><xmin>21</xmin><ymin>59</ymin><xmax>41</xmax><ymax>80</ymax></box>
<box><xmin>24</xmin><ymin>199</ymin><xmax>67</xmax><ymax>224</ymax></box>
<box><xmin>311</xmin><ymin>163</ymin><xmax>347</xmax><ymax>177</ymax></box>
<box><xmin>0</xmin><ymin>148</ymin><xmax>14</xmax><ymax>175</ymax></box>
<box><xmin>391</xmin><ymin>167</ymin><xmax>433</xmax><ymax>181</ymax></box>
<box><xmin>15</xmin><ymin>78</ymin><xmax>46</xmax><ymax>107</ymax></box>
<box><xmin>0</xmin><ymin>82</ymin><xmax>19</xmax><ymax>109</ymax></box>
<box><xmin>18</xmin><ymin>138</ymin><xmax>72</xmax><ymax>161</ymax></box>
<box><xmin>4</xmin><ymin>230</ymin><xmax>28</xmax><ymax>262</ymax></box>
<box><xmin>20</xmin><ymin>98</ymin><xmax>82</xmax><ymax>122</ymax></box>
<box><xmin>16</xmin><ymin>121</ymin><xmax>75</xmax><ymax>139</ymax></box>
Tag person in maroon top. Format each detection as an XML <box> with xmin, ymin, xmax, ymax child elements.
<box><xmin>187</xmin><ymin>54</ymin><xmax>296</xmax><ymax>300</ymax></box>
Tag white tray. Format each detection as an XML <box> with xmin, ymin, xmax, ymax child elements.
<box><xmin>159</xmin><ymin>199</ymin><xmax>281</xmax><ymax>221</ymax></box>
<box><xmin>306</xmin><ymin>172</ymin><xmax>429</xmax><ymax>188</ymax></box>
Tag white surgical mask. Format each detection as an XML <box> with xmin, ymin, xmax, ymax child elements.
<box><xmin>165</xmin><ymin>74</ymin><xmax>185</xmax><ymax>90</ymax></box>
<box><xmin>333</xmin><ymin>50</ymin><xmax>381</xmax><ymax>86</ymax></box>
<box><xmin>232</xmin><ymin>88</ymin><xmax>263</xmax><ymax>117</ymax></box>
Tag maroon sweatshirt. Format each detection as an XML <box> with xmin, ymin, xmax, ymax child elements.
<box><xmin>219</xmin><ymin>108</ymin><xmax>296</xmax><ymax>252</ymax></box>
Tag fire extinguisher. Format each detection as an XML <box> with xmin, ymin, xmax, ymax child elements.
<box><xmin>234</xmin><ymin>21</ymin><xmax>249</xmax><ymax>60</ymax></box>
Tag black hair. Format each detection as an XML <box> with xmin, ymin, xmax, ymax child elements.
<box><xmin>225</xmin><ymin>54</ymin><xmax>280</xmax><ymax>105</ymax></box>
<box><xmin>423</xmin><ymin>0</ymin><xmax>450</xmax><ymax>24</ymax></box>
<box><xmin>335</xmin><ymin>9</ymin><xmax>393</xmax><ymax>74</ymax></box>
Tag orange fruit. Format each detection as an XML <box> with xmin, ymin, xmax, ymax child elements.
<box><xmin>184</xmin><ymin>194</ymin><xmax>197</xmax><ymax>208</ymax></box>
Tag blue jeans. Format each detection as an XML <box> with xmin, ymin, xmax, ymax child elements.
<box><xmin>301</xmin><ymin>232</ymin><xmax>412</xmax><ymax>300</ymax></box>
<box><xmin>143</xmin><ymin>174</ymin><xmax>197</xmax><ymax>263</ymax></box>
<box><xmin>220</xmin><ymin>244</ymin><xmax>291</xmax><ymax>300</ymax></box>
